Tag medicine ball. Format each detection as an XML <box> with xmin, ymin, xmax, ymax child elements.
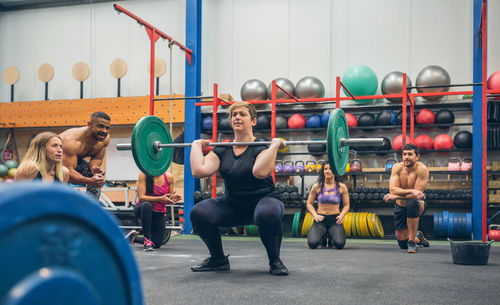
<box><xmin>218</xmin><ymin>117</ymin><xmax>231</xmax><ymax>130</ymax></box>
<box><xmin>307</xmin><ymin>139</ymin><xmax>326</xmax><ymax>156</ymax></box>
<box><xmin>345</xmin><ymin>113</ymin><xmax>358</xmax><ymax>127</ymax></box>
<box><xmin>320</xmin><ymin>110</ymin><xmax>330</xmax><ymax>127</ymax></box>
<box><xmin>416</xmin><ymin>108</ymin><xmax>435</xmax><ymax>125</ymax></box>
<box><xmin>433</xmin><ymin>134</ymin><xmax>453</xmax><ymax>150</ymax></box>
<box><xmin>376</xmin><ymin>110</ymin><xmax>397</xmax><ymax>126</ymax></box>
<box><xmin>202</xmin><ymin>116</ymin><xmax>213</xmax><ymax>131</ymax></box>
<box><xmin>357</xmin><ymin>113</ymin><xmax>376</xmax><ymax>131</ymax></box>
<box><xmin>453</xmin><ymin>131</ymin><xmax>473</xmax><ymax>148</ymax></box>
<box><xmin>375</xmin><ymin>137</ymin><xmax>392</xmax><ymax>156</ymax></box>
<box><xmin>276</xmin><ymin>115</ymin><xmax>288</xmax><ymax>129</ymax></box>
<box><xmin>306</xmin><ymin>114</ymin><xmax>321</xmax><ymax>128</ymax></box>
<box><xmin>393</xmin><ymin>134</ymin><xmax>411</xmax><ymax>151</ymax></box>
<box><xmin>255</xmin><ymin>113</ymin><xmax>270</xmax><ymax>130</ymax></box>
<box><xmin>288</xmin><ymin>114</ymin><xmax>306</xmax><ymax>129</ymax></box>
<box><xmin>414</xmin><ymin>135</ymin><xmax>433</xmax><ymax>150</ymax></box>
<box><xmin>434</xmin><ymin>109</ymin><xmax>455</xmax><ymax>128</ymax></box>
<box><xmin>396</xmin><ymin>111</ymin><xmax>413</xmax><ymax>125</ymax></box>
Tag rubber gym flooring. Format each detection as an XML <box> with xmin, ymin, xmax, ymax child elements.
<box><xmin>133</xmin><ymin>236</ymin><xmax>500</xmax><ymax>305</ymax></box>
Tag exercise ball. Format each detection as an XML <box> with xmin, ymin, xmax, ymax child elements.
<box><xmin>255</xmin><ymin>113</ymin><xmax>270</xmax><ymax>130</ymax></box>
<box><xmin>306</xmin><ymin>114</ymin><xmax>321</xmax><ymax>128</ymax></box>
<box><xmin>241</xmin><ymin>79</ymin><xmax>268</xmax><ymax>101</ymax></box>
<box><xmin>0</xmin><ymin>164</ymin><xmax>8</xmax><ymax>177</ymax></box>
<box><xmin>277</xmin><ymin>137</ymin><xmax>289</xmax><ymax>153</ymax></box>
<box><xmin>5</xmin><ymin>160</ymin><xmax>17</xmax><ymax>169</ymax></box>
<box><xmin>308</xmin><ymin>139</ymin><xmax>326</xmax><ymax>157</ymax></box>
<box><xmin>202</xmin><ymin>116</ymin><xmax>213</xmax><ymax>131</ymax></box>
<box><xmin>415</xmin><ymin>65</ymin><xmax>451</xmax><ymax>101</ymax></box>
<box><xmin>4</xmin><ymin>178</ymin><xmax>13</xmax><ymax>183</ymax></box>
<box><xmin>434</xmin><ymin>109</ymin><xmax>455</xmax><ymax>128</ymax></box>
<box><xmin>341</xmin><ymin>65</ymin><xmax>378</xmax><ymax>104</ymax></box>
<box><xmin>453</xmin><ymin>131</ymin><xmax>473</xmax><ymax>148</ymax></box>
<box><xmin>375</xmin><ymin>137</ymin><xmax>392</xmax><ymax>156</ymax></box>
<box><xmin>276</xmin><ymin>115</ymin><xmax>288</xmax><ymax>129</ymax></box>
<box><xmin>288</xmin><ymin>114</ymin><xmax>306</xmax><ymax>129</ymax></box>
<box><xmin>381</xmin><ymin>71</ymin><xmax>413</xmax><ymax>102</ymax></box>
<box><xmin>267</xmin><ymin>78</ymin><xmax>295</xmax><ymax>99</ymax></box>
<box><xmin>345</xmin><ymin>113</ymin><xmax>358</xmax><ymax>127</ymax></box>
<box><xmin>295</xmin><ymin>76</ymin><xmax>325</xmax><ymax>99</ymax></box>
<box><xmin>393</xmin><ymin>134</ymin><xmax>411</xmax><ymax>151</ymax></box>
<box><xmin>376</xmin><ymin>110</ymin><xmax>397</xmax><ymax>126</ymax></box>
<box><xmin>487</xmin><ymin>71</ymin><xmax>500</xmax><ymax>100</ymax></box>
<box><xmin>218</xmin><ymin>117</ymin><xmax>231</xmax><ymax>130</ymax></box>
<box><xmin>415</xmin><ymin>109</ymin><xmax>435</xmax><ymax>125</ymax></box>
<box><xmin>414</xmin><ymin>135</ymin><xmax>433</xmax><ymax>150</ymax></box>
<box><xmin>7</xmin><ymin>168</ymin><xmax>16</xmax><ymax>178</ymax></box>
<box><xmin>358</xmin><ymin>113</ymin><xmax>376</xmax><ymax>131</ymax></box>
<box><xmin>433</xmin><ymin>134</ymin><xmax>453</xmax><ymax>150</ymax></box>
<box><xmin>320</xmin><ymin>110</ymin><xmax>330</xmax><ymax>127</ymax></box>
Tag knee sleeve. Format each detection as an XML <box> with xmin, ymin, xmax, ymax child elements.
<box><xmin>406</xmin><ymin>199</ymin><xmax>420</xmax><ymax>218</ymax></box>
<box><xmin>397</xmin><ymin>239</ymin><xmax>408</xmax><ymax>249</ymax></box>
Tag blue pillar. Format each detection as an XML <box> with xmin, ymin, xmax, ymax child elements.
<box><xmin>472</xmin><ymin>0</ymin><xmax>484</xmax><ymax>240</ymax></box>
<box><xmin>183</xmin><ymin>0</ymin><xmax>202</xmax><ymax>234</ymax></box>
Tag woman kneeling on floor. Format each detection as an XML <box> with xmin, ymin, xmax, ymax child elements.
<box><xmin>306</xmin><ymin>162</ymin><xmax>349</xmax><ymax>249</ymax></box>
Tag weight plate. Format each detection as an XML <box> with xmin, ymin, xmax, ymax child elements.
<box><xmin>442</xmin><ymin>211</ymin><xmax>449</xmax><ymax>238</ymax></box>
<box><xmin>363</xmin><ymin>213</ymin><xmax>371</xmax><ymax>237</ymax></box>
<box><xmin>433</xmin><ymin>212</ymin><xmax>438</xmax><ymax>238</ymax></box>
<box><xmin>367</xmin><ymin>213</ymin><xmax>376</xmax><ymax>237</ymax></box>
<box><xmin>359</xmin><ymin>213</ymin><xmax>368</xmax><ymax>237</ymax></box>
<box><xmin>301</xmin><ymin>213</ymin><xmax>314</xmax><ymax>237</ymax></box>
<box><xmin>372</xmin><ymin>213</ymin><xmax>384</xmax><ymax>238</ymax></box>
<box><xmin>292</xmin><ymin>212</ymin><xmax>300</xmax><ymax>237</ymax></box>
<box><xmin>0</xmin><ymin>183</ymin><xmax>143</xmax><ymax>305</ymax></box>
<box><xmin>448</xmin><ymin>213</ymin><xmax>454</xmax><ymax>238</ymax></box>
<box><xmin>344</xmin><ymin>213</ymin><xmax>352</xmax><ymax>237</ymax></box>
<box><xmin>466</xmin><ymin>213</ymin><xmax>472</xmax><ymax>239</ymax></box>
<box><xmin>438</xmin><ymin>212</ymin><xmax>443</xmax><ymax>238</ymax></box>
<box><xmin>351</xmin><ymin>212</ymin><xmax>358</xmax><ymax>237</ymax></box>
<box><xmin>131</xmin><ymin>115</ymin><xmax>172</xmax><ymax>176</ymax></box>
<box><xmin>458</xmin><ymin>213</ymin><xmax>465</xmax><ymax>238</ymax></box>
<box><xmin>327</xmin><ymin>108</ymin><xmax>349</xmax><ymax>176</ymax></box>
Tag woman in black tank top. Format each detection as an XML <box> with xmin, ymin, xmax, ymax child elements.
<box><xmin>15</xmin><ymin>132</ymin><xmax>69</xmax><ymax>183</ymax></box>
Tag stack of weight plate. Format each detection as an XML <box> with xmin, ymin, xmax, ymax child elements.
<box><xmin>433</xmin><ymin>211</ymin><xmax>472</xmax><ymax>239</ymax></box>
<box><xmin>343</xmin><ymin>212</ymin><xmax>384</xmax><ymax>238</ymax></box>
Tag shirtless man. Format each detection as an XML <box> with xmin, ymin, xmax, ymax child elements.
<box><xmin>383</xmin><ymin>143</ymin><xmax>430</xmax><ymax>253</ymax></box>
<box><xmin>59</xmin><ymin>111</ymin><xmax>111</xmax><ymax>199</ymax></box>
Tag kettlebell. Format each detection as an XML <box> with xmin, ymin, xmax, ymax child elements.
<box><xmin>488</xmin><ymin>224</ymin><xmax>500</xmax><ymax>241</ymax></box>
<box><xmin>316</xmin><ymin>160</ymin><xmax>326</xmax><ymax>173</ymax></box>
<box><xmin>346</xmin><ymin>162</ymin><xmax>351</xmax><ymax>172</ymax></box>
<box><xmin>294</xmin><ymin>161</ymin><xmax>305</xmax><ymax>174</ymax></box>
<box><xmin>385</xmin><ymin>159</ymin><xmax>396</xmax><ymax>172</ymax></box>
<box><xmin>447</xmin><ymin>158</ymin><xmax>461</xmax><ymax>171</ymax></box>
<box><xmin>461</xmin><ymin>158</ymin><xmax>472</xmax><ymax>171</ymax></box>
<box><xmin>350</xmin><ymin>159</ymin><xmax>362</xmax><ymax>172</ymax></box>
<box><xmin>305</xmin><ymin>161</ymin><xmax>316</xmax><ymax>173</ymax></box>
<box><xmin>284</xmin><ymin>161</ymin><xmax>294</xmax><ymax>173</ymax></box>
<box><xmin>275</xmin><ymin>160</ymin><xmax>283</xmax><ymax>173</ymax></box>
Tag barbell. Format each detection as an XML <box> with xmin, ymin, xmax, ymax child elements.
<box><xmin>116</xmin><ymin>109</ymin><xmax>384</xmax><ymax>176</ymax></box>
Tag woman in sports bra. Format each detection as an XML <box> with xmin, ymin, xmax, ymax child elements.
<box><xmin>15</xmin><ymin>131</ymin><xmax>69</xmax><ymax>183</ymax></box>
<box><xmin>306</xmin><ymin>162</ymin><xmax>350</xmax><ymax>249</ymax></box>
<box><xmin>126</xmin><ymin>171</ymin><xmax>182</xmax><ymax>251</ymax></box>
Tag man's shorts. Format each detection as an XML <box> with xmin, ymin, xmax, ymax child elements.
<box><xmin>394</xmin><ymin>200</ymin><xmax>427</xmax><ymax>231</ymax></box>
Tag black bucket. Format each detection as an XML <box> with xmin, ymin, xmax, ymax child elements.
<box><xmin>448</xmin><ymin>238</ymin><xmax>493</xmax><ymax>265</ymax></box>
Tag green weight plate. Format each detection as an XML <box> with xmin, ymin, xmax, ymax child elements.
<box><xmin>327</xmin><ymin>108</ymin><xmax>349</xmax><ymax>176</ymax></box>
<box><xmin>131</xmin><ymin>115</ymin><xmax>172</xmax><ymax>176</ymax></box>
<box><xmin>292</xmin><ymin>212</ymin><xmax>300</xmax><ymax>237</ymax></box>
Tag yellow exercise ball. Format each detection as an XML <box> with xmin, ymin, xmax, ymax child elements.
<box><xmin>7</xmin><ymin>168</ymin><xmax>17</xmax><ymax>178</ymax></box>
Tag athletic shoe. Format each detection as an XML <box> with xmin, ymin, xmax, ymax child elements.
<box><xmin>125</xmin><ymin>230</ymin><xmax>137</xmax><ymax>245</ymax></box>
<box><xmin>416</xmin><ymin>231</ymin><xmax>430</xmax><ymax>248</ymax></box>
<box><xmin>407</xmin><ymin>240</ymin><xmax>417</xmax><ymax>253</ymax></box>
<box><xmin>269</xmin><ymin>258</ymin><xmax>289</xmax><ymax>276</ymax></box>
<box><xmin>144</xmin><ymin>238</ymin><xmax>155</xmax><ymax>252</ymax></box>
<box><xmin>191</xmin><ymin>255</ymin><xmax>230</xmax><ymax>272</ymax></box>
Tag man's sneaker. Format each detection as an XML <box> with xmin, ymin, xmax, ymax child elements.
<box><xmin>191</xmin><ymin>255</ymin><xmax>230</xmax><ymax>272</ymax></box>
<box><xmin>416</xmin><ymin>231</ymin><xmax>430</xmax><ymax>248</ymax></box>
<box><xmin>144</xmin><ymin>238</ymin><xmax>155</xmax><ymax>252</ymax></box>
<box><xmin>269</xmin><ymin>258</ymin><xmax>289</xmax><ymax>276</ymax></box>
<box><xmin>125</xmin><ymin>230</ymin><xmax>137</xmax><ymax>245</ymax></box>
<box><xmin>407</xmin><ymin>240</ymin><xmax>417</xmax><ymax>253</ymax></box>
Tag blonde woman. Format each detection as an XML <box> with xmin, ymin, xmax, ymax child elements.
<box><xmin>15</xmin><ymin>132</ymin><xmax>70</xmax><ymax>183</ymax></box>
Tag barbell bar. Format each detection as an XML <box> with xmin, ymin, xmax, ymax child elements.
<box><xmin>116</xmin><ymin>109</ymin><xmax>385</xmax><ymax>177</ymax></box>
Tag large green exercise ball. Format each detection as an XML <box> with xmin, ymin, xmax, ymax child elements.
<box><xmin>0</xmin><ymin>164</ymin><xmax>8</xmax><ymax>177</ymax></box>
<box><xmin>342</xmin><ymin>65</ymin><xmax>378</xmax><ymax>104</ymax></box>
<box><xmin>5</xmin><ymin>160</ymin><xmax>18</xmax><ymax>169</ymax></box>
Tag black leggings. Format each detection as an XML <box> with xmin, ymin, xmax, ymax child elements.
<box><xmin>190</xmin><ymin>196</ymin><xmax>284</xmax><ymax>262</ymax></box>
<box><xmin>307</xmin><ymin>214</ymin><xmax>346</xmax><ymax>249</ymax></box>
<box><xmin>134</xmin><ymin>202</ymin><xmax>166</xmax><ymax>248</ymax></box>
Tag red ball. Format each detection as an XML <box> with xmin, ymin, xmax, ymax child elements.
<box><xmin>414</xmin><ymin>135</ymin><xmax>433</xmax><ymax>150</ymax></box>
<box><xmin>288</xmin><ymin>114</ymin><xmax>306</xmax><ymax>129</ymax></box>
<box><xmin>392</xmin><ymin>134</ymin><xmax>411</xmax><ymax>151</ymax></box>
<box><xmin>416</xmin><ymin>109</ymin><xmax>435</xmax><ymax>125</ymax></box>
<box><xmin>487</xmin><ymin>71</ymin><xmax>500</xmax><ymax>100</ymax></box>
<box><xmin>433</xmin><ymin>134</ymin><xmax>453</xmax><ymax>150</ymax></box>
<box><xmin>345</xmin><ymin>113</ymin><xmax>358</xmax><ymax>127</ymax></box>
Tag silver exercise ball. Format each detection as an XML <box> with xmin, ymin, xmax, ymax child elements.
<box><xmin>381</xmin><ymin>71</ymin><xmax>412</xmax><ymax>103</ymax></box>
<box><xmin>241</xmin><ymin>79</ymin><xmax>268</xmax><ymax>101</ymax></box>
<box><xmin>415</xmin><ymin>65</ymin><xmax>451</xmax><ymax>101</ymax></box>
<box><xmin>267</xmin><ymin>78</ymin><xmax>295</xmax><ymax>99</ymax></box>
<box><xmin>295</xmin><ymin>76</ymin><xmax>325</xmax><ymax>99</ymax></box>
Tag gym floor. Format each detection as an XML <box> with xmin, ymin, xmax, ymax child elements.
<box><xmin>133</xmin><ymin>236</ymin><xmax>500</xmax><ymax>305</ymax></box>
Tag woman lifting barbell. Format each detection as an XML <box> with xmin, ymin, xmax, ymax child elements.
<box><xmin>306</xmin><ymin>162</ymin><xmax>350</xmax><ymax>249</ymax></box>
<box><xmin>189</xmin><ymin>101</ymin><xmax>289</xmax><ymax>276</ymax></box>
